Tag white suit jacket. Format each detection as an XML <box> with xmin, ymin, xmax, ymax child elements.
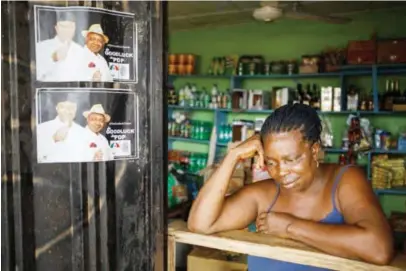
<box><xmin>82</xmin><ymin>126</ymin><xmax>114</xmax><ymax>162</ymax></box>
<box><xmin>82</xmin><ymin>46</ymin><xmax>113</xmax><ymax>82</ymax></box>
<box><xmin>37</xmin><ymin>117</ymin><xmax>86</xmax><ymax>163</ymax></box>
<box><xmin>36</xmin><ymin>37</ymin><xmax>84</xmax><ymax>82</ymax></box>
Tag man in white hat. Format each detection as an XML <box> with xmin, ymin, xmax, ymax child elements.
<box><xmin>82</xmin><ymin>104</ymin><xmax>113</xmax><ymax>161</ymax></box>
<box><xmin>37</xmin><ymin>100</ymin><xmax>86</xmax><ymax>163</ymax></box>
<box><xmin>36</xmin><ymin>12</ymin><xmax>84</xmax><ymax>82</ymax></box>
<box><xmin>82</xmin><ymin>24</ymin><xmax>113</xmax><ymax>82</ymax></box>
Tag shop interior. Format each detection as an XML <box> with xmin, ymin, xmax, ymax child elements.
<box><xmin>167</xmin><ymin>1</ymin><xmax>406</xmax><ymax>270</ymax></box>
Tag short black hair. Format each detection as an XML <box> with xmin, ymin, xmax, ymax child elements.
<box><xmin>260</xmin><ymin>103</ymin><xmax>322</xmax><ymax>144</ymax></box>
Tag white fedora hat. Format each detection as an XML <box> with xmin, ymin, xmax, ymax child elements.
<box><xmin>82</xmin><ymin>24</ymin><xmax>109</xmax><ymax>43</ymax></box>
<box><xmin>83</xmin><ymin>104</ymin><xmax>111</xmax><ymax>123</ymax></box>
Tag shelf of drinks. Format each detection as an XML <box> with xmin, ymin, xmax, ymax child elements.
<box><xmin>374</xmin><ymin>187</ymin><xmax>406</xmax><ymax>196</ymax></box>
<box><xmin>234</xmin><ymin>72</ymin><xmax>343</xmax><ymax>79</ymax></box>
<box><xmin>340</xmin><ymin>63</ymin><xmax>406</xmax><ymax>75</ymax></box>
<box><xmin>217</xmin><ymin>108</ymin><xmax>274</xmax><ymax>114</ymax></box>
<box><xmin>168</xmin><ymin>136</ymin><xmax>210</xmax><ymax>144</ymax></box>
<box><xmin>168</xmin><ymin>105</ymin><xmax>215</xmax><ymax>111</ymax></box>
<box><xmin>169</xmin><ymin>106</ymin><xmax>406</xmax><ymax>116</ymax></box>
<box><xmin>168</xmin><ymin>74</ymin><xmax>230</xmax><ymax>80</ymax></box>
<box><xmin>324</xmin><ymin>148</ymin><xmax>406</xmax><ymax>154</ymax></box>
<box><xmin>168</xmin><ymin>64</ymin><xmax>406</xmax><ymax>81</ymax></box>
<box><xmin>216</xmin><ymin>144</ymin><xmax>406</xmax><ymax>155</ymax></box>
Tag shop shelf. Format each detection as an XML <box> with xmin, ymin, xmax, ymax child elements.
<box><xmin>372</xmin><ymin>149</ymin><xmax>406</xmax><ymax>155</ymax></box>
<box><xmin>234</xmin><ymin>72</ymin><xmax>341</xmax><ymax>80</ymax></box>
<box><xmin>218</xmin><ymin>108</ymin><xmax>273</xmax><ymax>114</ymax></box>
<box><xmin>323</xmin><ymin>148</ymin><xmax>347</xmax><ymax>153</ymax></box>
<box><xmin>374</xmin><ymin>187</ymin><xmax>406</xmax><ymax>196</ymax></box>
<box><xmin>323</xmin><ymin>148</ymin><xmax>406</xmax><ymax>154</ymax></box>
<box><xmin>168</xmin><ymin>137</ymin><xmax>210</xmax><ymax>144</ymax></box>
<box><xmin>168</xmin><ymin>105</ymin><xmax>215</xmax><ymax>111</ymax></box>
<box><xmin>216</xmin><ymin>142</ymin><xmax>230</xmax><ymax>147</ymax></box>
<box><xmin>168</xmin><ymin>74</ymin><xmax>231</xmax><ymax>80</ymax></box>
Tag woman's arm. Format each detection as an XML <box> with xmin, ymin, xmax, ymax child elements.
<box><xmin>188</xmin><ymin>135</ymin><xmax>266</xmax><ymax>234</ymax></box>
<box><xmin>286</xmin><ymin>167</ymin><xmax>394</xmax><ymax>265</ymax></box>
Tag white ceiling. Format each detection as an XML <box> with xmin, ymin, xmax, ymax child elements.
<box><xmin>168</xmin><ymin>1</ymin><xmax>406</xmax><ymax>31</ymax></box>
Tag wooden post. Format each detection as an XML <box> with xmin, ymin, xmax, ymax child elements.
<box><xmin>168</xmin><ymin>235</ymin><xmax>176</xmax><ymax>271</ymax></box>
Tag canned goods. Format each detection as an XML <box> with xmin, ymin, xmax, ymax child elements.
<box><xmin>380</xmin><ymin>131</ymin><xmax>391</xmax><ymax>150</ymax></box>
<box><xmin>374</xmin><ymin>129</ymin><xmax>382</xmax><ymax>149</ymax></box>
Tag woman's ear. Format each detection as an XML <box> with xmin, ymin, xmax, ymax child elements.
<box><xmin>311</xmin><ymin>142</ymin><xmax>321</xmax><ymax>162</ymax></box>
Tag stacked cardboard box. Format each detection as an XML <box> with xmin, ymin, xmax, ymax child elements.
<box><xmin>187</xmin><ymin>247</ymin><xmax>247</xmax><ymax>271</ymax></box>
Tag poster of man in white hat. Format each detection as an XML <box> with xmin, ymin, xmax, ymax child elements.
<box><xmin>33</xmin><ymin>5</ymin><xmax>137</xmax><ymax>83</ymax></box>
<box><xmin>81</xmin><ymin>24</ymin><xmax>113</xmax><ymax>82</ymax></box>
<box><xmin>36</xmin><ymin>88</ymin><xmax>138</xmax><ymax>163</ymax></box>
<box><xmin>35</xmin><ymin>11</ymin><xmax>84</xmax><ymax>82</ymax></box>
<box><xmin>37</xmin><ymin>99</ymin><xmax>86</xmax><ymax>163</ymax></box>
<box><xmin>82</xmin><ymin>104</ymin><xmax>114</xmax><ymax>161</ymax></box>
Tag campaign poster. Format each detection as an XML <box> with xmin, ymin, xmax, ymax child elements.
<box><xmin>36</xmin><ymin>88</ymin><xmax>139</xmax><ymax>163</ymax></box>
<box><xmin>34</xmin><ymin>5</ymin><xmax>137</xmax><ymax>83</ymax></box>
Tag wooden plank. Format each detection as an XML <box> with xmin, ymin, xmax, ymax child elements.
<box><xmin>169</xmin><ymin>220</ymin><xmax>406</xmax><ymax>271</ymax></box>
<box><xmin>168</xmin><ymin>235</ymin><xmax>176</xmax><ymax>271</ymax></box>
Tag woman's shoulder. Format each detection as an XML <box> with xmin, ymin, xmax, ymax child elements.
<box><xmin>239</xmin><ymin>179</ymin><xmax>279</xmax><ymax>202</ymax></box>
<box><xmin>321</xmin><ymin>163</ymin><xmax>368</xmax><ymax>192</ymax></box>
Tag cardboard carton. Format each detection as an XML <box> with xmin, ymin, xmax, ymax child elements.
<box><xmin>187</xmin><ymin>247</ymin><xmax>247</xmax><ymax>271</ymax></box>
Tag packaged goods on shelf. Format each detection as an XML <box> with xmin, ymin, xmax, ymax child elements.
<box><xmin>168</xmin><ymin>53</ymin><xmax>197</xmax><ymax>75</ymax></box>
<box><xmin>372</xmin><ymin>155</ymin><xmax>406</xmax><ymax>189</ymax></box>
<box><xmin>168</xmin><ymin>150</ymin><xmax>209</xmax><ymax>175</ymax></box>
<box><xmin>169</xmin><ymin>83</ymin><xmax>232</xmax><ymax>110</ymax></box>
<box><xmin>208</xmin><ymin>55</ymin><xmax>239</xmax><ymax>76</ymax></box>
<box><xmin>168</xmin><ymin>164</ymin><xmax>189</xmax><ymax>209</ymax></box>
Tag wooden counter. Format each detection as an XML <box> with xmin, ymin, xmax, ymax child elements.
<box><xmin>168</xmin><ymin>220</ymin><xmax>406</xmax><ymax>271</ymax></box>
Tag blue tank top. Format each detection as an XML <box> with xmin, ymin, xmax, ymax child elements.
<box><xmin>247</xmin><ymin>165</ymin><xmax>350</xmax><ymax>271</ymax></box>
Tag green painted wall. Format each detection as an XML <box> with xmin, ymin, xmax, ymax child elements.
<box><xmin>169</xmin><ymin>8</ymin><xmax>406</xmax><ymax>215</ymax></box>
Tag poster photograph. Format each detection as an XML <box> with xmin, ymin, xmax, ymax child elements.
<box><xmin>36</xmin><ymin>88</ymin><xmax>138</xmax><ymax>164</ymax></box>
<box><xmin>34</xmin><ymin>5</ymin><xmax>137</xmax><ymax>83</ymax></box>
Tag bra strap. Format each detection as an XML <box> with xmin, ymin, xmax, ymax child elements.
<box><xmin>266</xmin><ymin>183</ymin><xmax>280</xmax><ymax>213</ymax></box>
<box><xmin>331</xmin><ymin>165</ymin><xmax>353</xmax><ymax>210</ymax></box>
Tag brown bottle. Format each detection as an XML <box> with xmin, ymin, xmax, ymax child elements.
<box><xmin>383</xmin><ymin>80</ymin><xmax>393</xmax><ymax>111</ymax></box>
<box><xmin>338</xmin><ymin>154</ymin><xmax>346</xmax><ymax>165</ymax></box>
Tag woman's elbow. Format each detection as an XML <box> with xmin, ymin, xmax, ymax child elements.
<box><xmin>187</xmin><ymin>220</ymin><xmax>213</xmax><ymax>235</ymax></box>
<box><xmin>366</xmin><ymin>236</ymin><xmax>394</xmax><ymax>265</ymax></box>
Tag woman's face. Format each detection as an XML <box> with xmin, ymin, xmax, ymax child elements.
<box><xmin>262</xmin><ymin>129</ymin><xmax>319</xmax><ymax>192</ymax></box>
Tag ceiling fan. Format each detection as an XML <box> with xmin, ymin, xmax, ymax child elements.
<box><xmin>253</xmin><ymin>1</ymin><xmax>352</xmax><ymax>24</ymax></box>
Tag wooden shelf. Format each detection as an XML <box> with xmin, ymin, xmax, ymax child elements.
<box><xmin>168</xmin><ymin>220</ymin><xmax>406</xmax><ymax>271</ymax></box>
<box><xmin>168</xmin><ymin>137</ymin><xmax>210</xmax><ymax>144</ymax></box>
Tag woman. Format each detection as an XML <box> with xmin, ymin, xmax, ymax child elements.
<box><xmin>188</xmin><ymin>103</ymin><xmax>394</xmax><ymax>270</ymax></box>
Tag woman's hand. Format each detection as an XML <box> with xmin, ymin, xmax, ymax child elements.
<box><xmin>256</xmin><ymin>211</ymin><xmax>296</xmax><ymax>238</ymax></box>
<box><xmin>229</xmin><ymin>135</ymin><xmax>265</xmax><ymax>169</ymax></box>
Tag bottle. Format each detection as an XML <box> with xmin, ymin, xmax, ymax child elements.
<box><xmin>178</xmin><ymin>88</ymin><xmax>185</xmax><ymax>107</ymax></box>
<box><xmin>394</xmin><ymin>80</ymin><xmax>401</xmax><ymax>97</ymax></box>
<box><xmin>310</xmin><ymin>84</ymin><xmax>320</xmax><ymax>110</ymax></box>
<box><xmin>338</xmin><ymin>154</ymin><xmax>346</xmax><ymax>165</ymax></box>
<box><xmin>225</xmin><ymin>89</ymin><xmax>232</xmax><ymax>109</ymax></box>
<box><xmin>238</xmin><ymin>62</ymin><xmax>244</xmax><ymax>76</ymax></box>
<box><xmin>202</xmin><ymin>88</ymin><xmax>210</xmax><ymax>108</ymax></box>
<box><xmin>297</xmin><ymin>83</ymin><xmax>304</xmax><ymax>104</ymax></box>
<box><xmin>302</xmin><ymin>84</ymin><xmax>311</xmax><ymax>106</ymax></box>
<box><xmin>359</xmin><ymin>90</ymin><xmax>368</xmax><ymax>111</ymax></box>
<box><xmin>218</xmin><ymin>57</ymin><xmax>225</xmax><ymax>75</ymax></box>
<box><xmin>384</xmin><ymin>80</ymin><xmax>393</xmax><ymax>111</ymax></box>
<box><xmin>211</xmin><ymin>84</ymin><xmax>219</xmax><ymax>108</ymax></box>
<box><xmin>168</xmin><ymin>121</ymin><xmax>172</xmax><ymax>136</ymax></box>
<box><xmin>204</xmin><ymin>123</ymin><xmax>211</xmax><ymax>140</ymax></box>
<box><xmin>191</xmin><ymin>121</ymin><xmax>196</xmax><ymax>139</ymax></box>
<box><xmin>227</xmin><ymin>125</ymin><xmax>233</xmax><ymax>142</ymax></box>
<box><xmin>184</xmin><ymin>120</ymin><xmax>191</xmax><ymax>138</ymax></box>
<box><xmin>347</xmin><ymin>85</ymin><xmax>359</xmax><ymax>111</ymax></box>
<box><xmin>199</xmin><ymin>122</ymin><xmax>205</xmax><ymax>140</ymax></box>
